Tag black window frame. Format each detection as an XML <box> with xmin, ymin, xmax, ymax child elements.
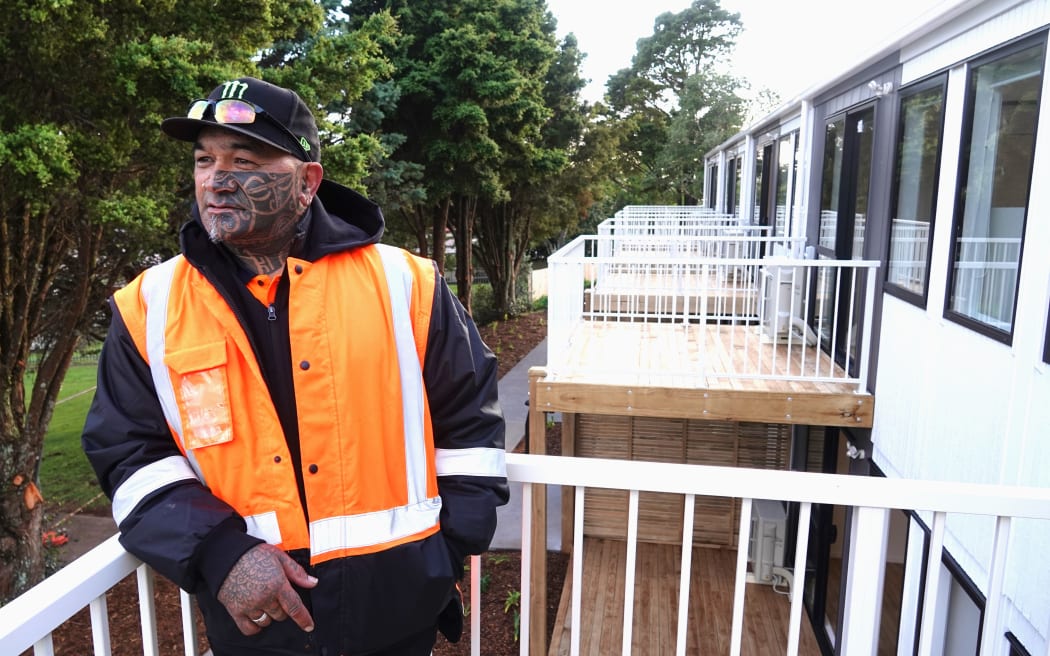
<box><xmin>725</xmin><ymin>157</ymin><xmax>738</xmax><ymax>215</ymax></box>
<box><xmin>1044</xmin><ymin>300</ymin><xmax>1050</xmax><ymax>364</ymax></box>
<box><xmin>1006</xmin><ymin>631</ymin><xmax>1033</xmax><ymax>656</ymax></box>
<box><xmin>944</xmin><ymin>33</ymin><xmax>1046</xmax><ymax>343</ymax></box>
<box><xmin>707</xmin><ymin>163</ymin><xmax>719</xmax><ymax>209</ymax></box>
<box><xmin>884</xmin><ymin>73</ymin><xmax>949</xmax><ymax>308</ymax></box>
<box><xmin>909</xmin><ymin>513</ymin><xmax>987</xmax><ymax>654</ymax></box>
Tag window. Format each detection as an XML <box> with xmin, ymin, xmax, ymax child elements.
<box><xmin>708</xmin><ymin>163</ymin><xmax>719</xmax><ymax>209</ymax></box>
<box><xmin>819</xmin><ymin>118</ymin><xmax>845</xmax><ymax>252</ymax></box>
<box><xmin>725</xmin><ymin>158</ymin><xmax>738</xmax><ymax>215</ymax></box>
<box><xmin>733</xmin><ymin>154</ymin><xmax>743</xmax><ymax>217</ymax></box>
<box><xmin>946</xmin><ymin>37</ymin><xmax>1045</xmax><ymax>340</ymax></box>
<box><xmin>753</xmin><ymin>145</ymin><xmax>766</xmax><ymax>223</ymax></box>
<box><xmin>774</xmin><ymin>132</ymin><xmax>799</xmax><ymax>237</ymax></box>
<box><xmin>886</xmin><ymin>76</ymin><xmax>947</xmax><ymax>304</ymax></box>
<box><xmin>905</xmin><ymin>517</ymin><xmax>986</xmax><ymax>654</ymax></box>
<box><xmin>1006</xmin><ymin>632</ymin><xmax>1033</xmax><ymax>656</ymax></box>
<box><xmin>1044</xmin><ymin>301</ymin><xmax>1050</xmax><ymax>363</ymax></box>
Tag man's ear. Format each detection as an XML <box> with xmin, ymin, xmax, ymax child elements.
<box><xmin>304</xmin><ymin>162</ymin><xmax>324</xmax><ymax>195</ymax></box>
<box><xmin>300</xmin><ymin>162</ymin><xmax>324</xmax><ymax>207</ymax></box>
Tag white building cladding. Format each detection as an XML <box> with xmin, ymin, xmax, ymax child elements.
<box><xmin>704</xmin><ymin>0</ymin><xmax>1050</xmax><ymax>653</ymax></box>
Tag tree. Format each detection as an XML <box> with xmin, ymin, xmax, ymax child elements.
<box><xmin>603</xmin><ymin>0</ymin><xmax>745</xmax><ymax>203</ymax></box>
<box><xmin>347</xmin><ymin>0</ymin><xmax>576</xmax><ymax>316</ymax></box>
<box><xmin>0</xmin><ymin>0</ymin><xmax>394</xmax><ymax>601</ymax></box>
<box><xmin>471</xmin><ymin>10</ymin><xmax>590</xmax><ymax>318</ymax></box>
<box><xmin>662</xmin><ymin>71</ymin><xmax>748</xmax><ymax>203</ymax></box>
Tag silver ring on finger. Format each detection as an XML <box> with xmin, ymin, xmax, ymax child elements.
<box><xmin>251</xmin><ymin>612</ymin><xmax>269</xmax><ymax>625</ymax></box>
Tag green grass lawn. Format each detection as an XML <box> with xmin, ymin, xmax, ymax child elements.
<box><xmin>38</xmin><ymin>364</ymin><xmax>110</xmax><ymax>515</ymax></box>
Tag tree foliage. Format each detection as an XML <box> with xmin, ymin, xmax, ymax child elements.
<box><xmin>0</xmin><ymin>0</ymin><xmax>394</xmax><ymax>601</ymax></box>
<box><xmin>603</xmin><ymin>0</ymin><xmax>746</xmax><ymax>203</ymax></box>
<box><xmin>344</xmin><ymin>0</ymin><xmax>576</xmax><ymax>316</ymax></box>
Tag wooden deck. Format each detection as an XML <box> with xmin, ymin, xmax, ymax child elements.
<box><xmin>548</xmin><ymin>538</ymin><xmax>823</xmax><ymax>655</ymax></box>
<box><xmin>540</xmin><ymin>322</ymin><xmax>872</xmax><ymax>428</ymax></box>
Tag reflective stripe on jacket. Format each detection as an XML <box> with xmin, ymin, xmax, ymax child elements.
<box><xmin>110</xmin><ymin>243</ymin><xmax>469</xmax><ymax>564</ymax></box>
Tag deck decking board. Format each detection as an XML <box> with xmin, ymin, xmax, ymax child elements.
<box><xmin>541</xmin><ymin>322</ymin><xmax>873</xmax><ymax>428</ymax></box>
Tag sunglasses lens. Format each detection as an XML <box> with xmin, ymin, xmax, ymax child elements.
<box><xmin>187</xmin><ymin>100</ymin><xmax>210</xmax><ymax>120</ymax></box>
<box><xmin>213</xmin><ymin>99</ymin><xmax>257</xmax><ymax>124</ymax></box>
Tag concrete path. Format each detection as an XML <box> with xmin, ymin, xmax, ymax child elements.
<box><xmin>55</xmin><ymin>337</ymin><xmax>558</xmax><ymax>564</ymax></box>
<box><xmin>490</xmin><ymin>338</ymin><xmax>562</xmax><ymax>550</ymax></box>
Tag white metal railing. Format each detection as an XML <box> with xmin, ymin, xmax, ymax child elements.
<box><xmin>4</xmin><ymin>456</ymin><xmax>1050</xmax><ymax>656</ymax></box>
<box><xmin>508</xmin><ymin>453</ymin><xmax>1050</xmax><ymax>656</ymax></box>
<box><xmin>596</xmin><ymin>208</ymin><xmax>760</xmax><ymax>249</ymax></box>
<box><xmin>546</xmin><ymin>235</ymin><xmax>878</xmax><ymax>391</ymax></box>
<box><xmin>0</xmin><ymin>534</ymin><xmax>202</xmax><ymax>656</ymax></box>
<box><xmin>596</xmin><ymin>223</ymin><xmax>774</xmax><ymax>259</ymax></box>
<box><xmin>614</xmin><ymin>205</ymin><xmax>729</xmax><ymax>219</ymax></box>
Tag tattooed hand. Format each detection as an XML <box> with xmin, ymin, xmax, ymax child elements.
<box><xmin>217</xmin><ymin>543</ymin><xmax>318</xmax><ymax>635</ymax></box>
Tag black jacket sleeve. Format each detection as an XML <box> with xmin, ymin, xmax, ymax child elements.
<box><xmin>81</xmin><ymin>301</ymin><xmax>262</xmax><ymax>594</ymax></box>
<box><xmin>423</xmin><ymin>272</ymin><xmax>510</xmax><ymax>566</ymax></box>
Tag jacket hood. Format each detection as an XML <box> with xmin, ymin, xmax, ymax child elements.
<box><xmin>181</xmin><ymin>178</ymin><xmax>385</xmax><ymax>266</ymax></box>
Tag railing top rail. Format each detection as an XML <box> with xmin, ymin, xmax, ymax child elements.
<box><xmin>548</xmin><ymin>249</ymin><xmax>877</xmax><ymax>271</ymax></box>
<box><xmin>0</xmin><ymin>535</ymin><xmax>137</xmax><ymax>653</ymax></box>
<box><xmin>588</xmin><ymin>234</ymin><xmax>799</xmax><ymax>243</ymax></box>
<box><xmin>506</xmin><ymin>453</ymin><xmax>1050</xmax><ymax>521</ymax></box>
<box><xmin>548</xmin><ymin>235</ymin><xmax>808</xmax><ymax>260</ymax></box>
<box><xmin>600</xmin><ymin>215</ymin><xmax>745</xmax><ymax>223</ymax></box>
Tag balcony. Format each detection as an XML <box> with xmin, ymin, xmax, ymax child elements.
<box><xmin>544</xmin><ymin>234</ymin><xmax>879</xmax><ymax>428</ymax></box>
<box><xmin>4</xmin><ymin>453</ymin><xmax>1049</xmax><ymax>656</ymax></box>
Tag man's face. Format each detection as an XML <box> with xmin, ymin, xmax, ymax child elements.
<box><xmin>193</xmin><ymin>127</ymin><xmax>308</xmax><ymax>256</ymax></box>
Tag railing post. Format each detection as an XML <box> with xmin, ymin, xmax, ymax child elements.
<box><xmin>839</xmin><ymin>506</ymin><xmax>890</xmax><ymax>655</ymax></box>
<box><xmin>527</xmin><ymin>369</ymin><xmax>548</xmax><ymax>656</ymax></box>
<box><xmin>857</xmin><ymin>263</ymin><xmax>877</xmax><ymax>393</ymax></box>
<box><xmin>137</xmin><ymin>565</ymin><xmax>160</xmax><ymax>656</ymax></box>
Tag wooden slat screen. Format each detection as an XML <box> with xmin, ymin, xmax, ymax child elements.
<box><xmin>574</xmin><ymin>414</ymin><xmax>791</xmax><ymax>546</ymax></box>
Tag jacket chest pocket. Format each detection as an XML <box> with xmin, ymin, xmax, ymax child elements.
<box><xmin>164</xmin><ymin>341</ymin><xmax>233</xmax><ymax>450</ymax></box>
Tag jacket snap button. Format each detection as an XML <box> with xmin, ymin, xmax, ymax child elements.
<box><xmin>294</xmin><ymin>264</ymin><xmax>304</xmax><ymax>274</ymax></box>
<box><xmin>274</xmin><ymin>456</ymin><xmax>281</xmax><ymax>463</ymax></box>
<box><xmin>309</xmin><ymin>464</ymin><xmax>319</xmax><ymax>474</ymax></box>
<box><xmin>299</xmin><ymin>360</ymin><xmax>310</xmax><ymax>370</ymax></box>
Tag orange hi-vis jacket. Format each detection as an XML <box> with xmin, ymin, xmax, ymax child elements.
<box><xmin>111</xmin><ymin>243</ymin><xmax>448</xmax><ymax>564</ymax></box>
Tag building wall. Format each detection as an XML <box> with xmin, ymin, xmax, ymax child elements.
<box><xmin>871</xmin><ymin>0</ymin><xmax>1050</xmax><ymax>649</ymax></box>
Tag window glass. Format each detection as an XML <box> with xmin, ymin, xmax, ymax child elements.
<box><xmin>775</xmin><ymin>134</ymin><xmax>793</xmax><ymax>237</ymax></box>
<box><xmin>734</xmin><ymin>153</ymin><xmax>743</xmax><ymax>218</ymax></box>
<box><xmin>887</xmin><ymin>80</ymin><xmax>946</xmax><ymax>299</ymax></box>
<box><xmin>708</xmin><ymin>163</ymin><xmax>719</xmax><ymax>209</ymax></box>
<box><xmin>753</xmin><ymin>147</ymin><xmax>765</xmax><ymax>223</ymax></box>
<box><xmin>948</xmin><ymin>41</ymin><xmax>1044</xmax><ymax>336</ymax></box>
<box><xmin>725</xmin><ymin>158</ymin><xmax>737</xmax><ymax>214</ymax></box>
<box><xmin>851</xmin><ymin>110</ymin><xmax>875</xmax><ymax>258</ymax></box>
<box><xmin>1044</xmin><ymin>302</ymin><xmax>1050</xmax><ymax>364</ymax></box>
<box><xmin>820</xmin><ymin>119</ymin><xmax>845</xmax><ymax>250</ymax></box>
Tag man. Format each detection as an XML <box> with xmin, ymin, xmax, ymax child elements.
<box><xmin>82</xmin><ymin>77</ymin><xmax>509</xmax><ymax>656</ymax></box>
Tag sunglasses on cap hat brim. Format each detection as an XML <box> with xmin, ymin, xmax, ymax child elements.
<box><xmin>186</xmin><ymin>98</ymin><xmax>311</xmax><ymax>160</ymax></box>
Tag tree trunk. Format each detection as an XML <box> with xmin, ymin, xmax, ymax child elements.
<box><xmin>0</xmin><ymin>418</ymin><xmax>47</xmax><ymax>604</ymax></box>
<box><xmin>449</xmin><ymin>196</ymin><xmax>477</xmax><ymax>316</ymax></box>
<box><xmin>401</xmin><ymin>206</ymin><xmax>430</xmax><ymax>260</ymax></box>
<box><xmin>430</xmin><ymin>200</ymin><xmax>449</xmax><ymax>277</ymax></box>
<box><xmin>0</xmin><ymin>196</ymin><xmax>120</xmax><ymax>602</ymax></box>
<box><xmin>475</xmin><ymin>200</ymin><xmax>533</xmax><ymax>319</ymax></box>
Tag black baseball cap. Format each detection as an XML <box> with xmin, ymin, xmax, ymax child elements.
<box><xmin>161</xmin><ymin>77</ymin><xmax>321</xmax><ymax>163</ymax></box>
